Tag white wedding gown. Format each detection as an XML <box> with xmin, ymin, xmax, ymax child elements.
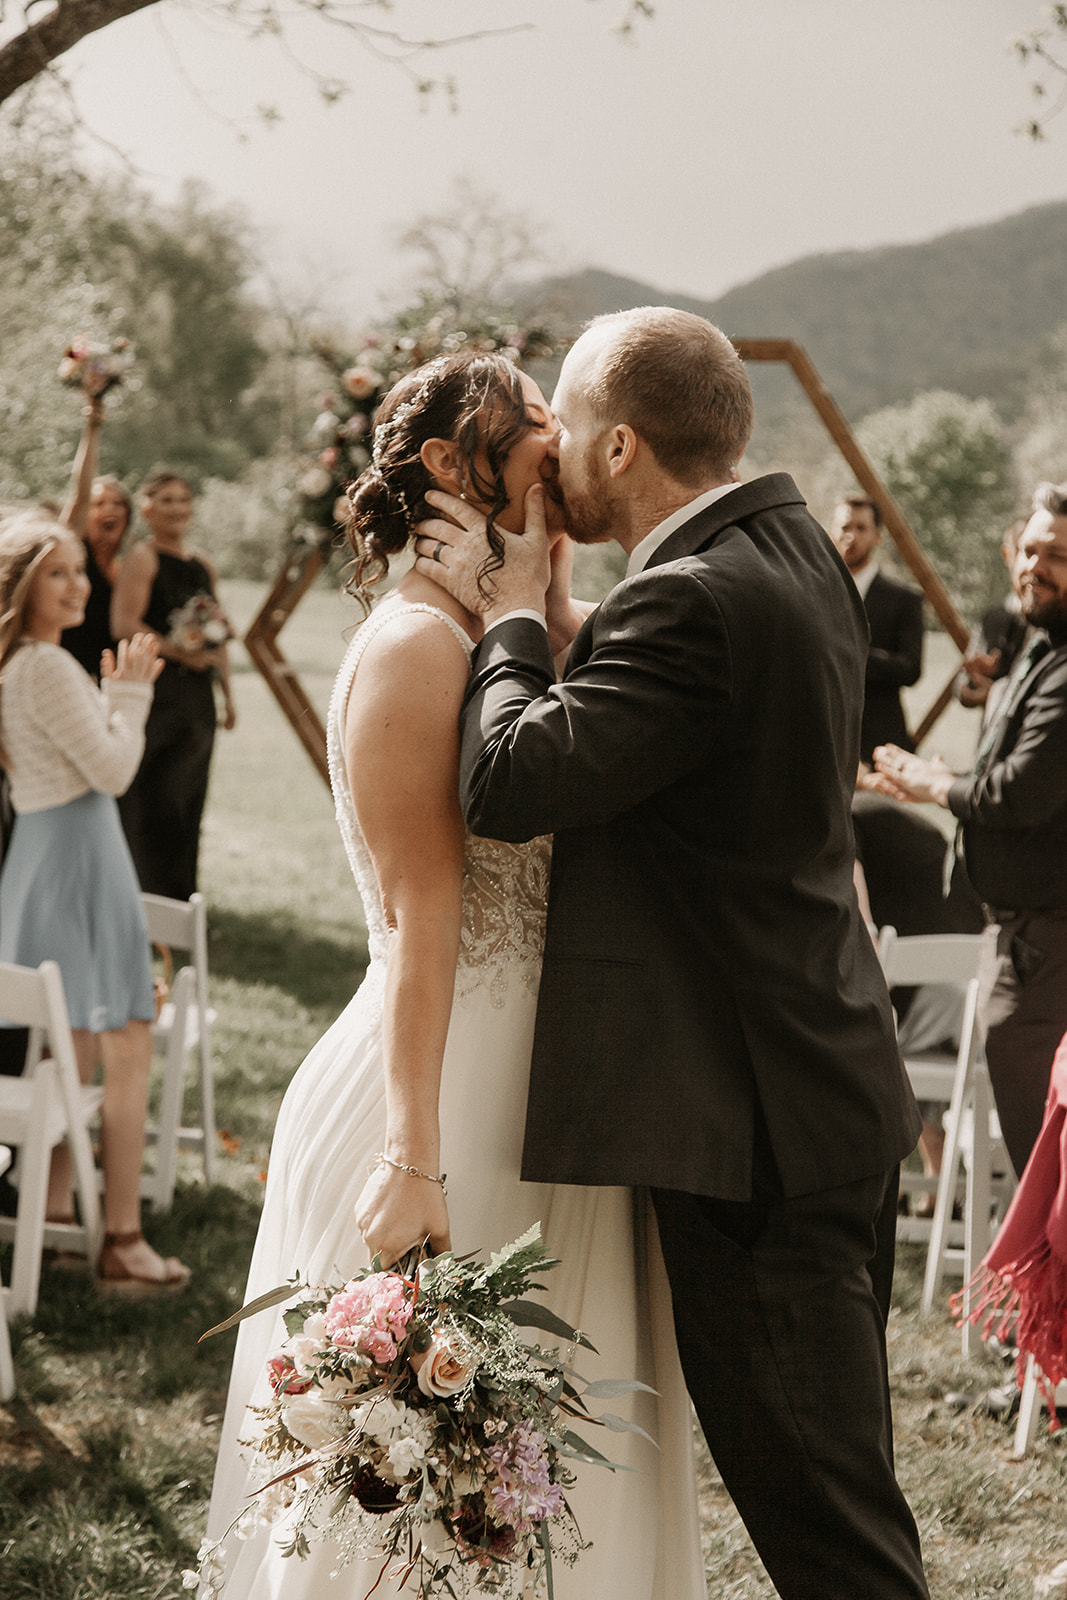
<box><xmin>204</xmin><ymin>602</ymin><xmax>705</xmax><ymax>1599</ymax></box>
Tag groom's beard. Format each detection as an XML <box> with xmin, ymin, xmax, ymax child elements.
<box><xmin>561</xmin><ymin>446</ymin><xmax>619</xmax><ymax>546</ymax></box>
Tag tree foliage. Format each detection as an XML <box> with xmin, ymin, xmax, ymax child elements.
<box><xmin>0</xmin><ymin>124</ymin><xmax>277</xmax><ymax>504</ymax></box>
<box><xmin>856</xmin><ymin>390</ymin><xmax>1018</xmax><ymax>618</ymax></box>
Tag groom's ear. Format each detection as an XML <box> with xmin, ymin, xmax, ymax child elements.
<box><xmin>606</xmin><ymin>424</ymin><xmax>638</xmax><ymax>479</ymax></box>
<box><xmin>420</xmin><ymin>437</ymin><xmax>463</xmax><ymax>493</ymax></box>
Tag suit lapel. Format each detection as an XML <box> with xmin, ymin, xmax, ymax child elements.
<box><xmin>644</xmin><ymin>473</ymin><xmax>806</xmax><ymax>570</ymax></box>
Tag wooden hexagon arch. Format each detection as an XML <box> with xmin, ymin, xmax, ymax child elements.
<box><xmin>244</xmin><ymin>338</ymin><xmax>970</xmax><ymax>786</ymax></box>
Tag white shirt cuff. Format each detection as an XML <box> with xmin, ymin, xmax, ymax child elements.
<box><xmin>484</xmin><ymin>609</ymin><xmax>548</xmax><ymax>635</ymax></box>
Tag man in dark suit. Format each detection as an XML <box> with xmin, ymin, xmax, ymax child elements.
<box><xmin>875</xmin><ymin>480</ymin><xmax>1067</xmax><ymax>1181</ymax></box>
<box><xmin>829</xmin><ymin>495</ymin><xmax>924</xmax><ymax>762</ymax></box>
<box><xmin>416</xmin><ymin>308</ymin><xmax>928</xmax><ymax>1599</ymax></box>
<box><xmin>955</xmin><ymin>516</ymin><xmax>1029</xmax><ymax>724</ymax></box>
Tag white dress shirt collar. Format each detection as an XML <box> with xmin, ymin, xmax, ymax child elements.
<box><xmin>851</xmin><ymin>559</ymin><xmax>879</xmax><ymax>600</ymax></box>
<box><xmin>626</xmin><ymin>481</ymin><xmax>742</xmax><ymax>577</ymax></box>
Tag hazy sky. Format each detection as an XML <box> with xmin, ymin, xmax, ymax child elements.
<box><xmin>56</xmin><ymin>0</ymin><xmax>1067</xmax><ymax>325</ymax></box>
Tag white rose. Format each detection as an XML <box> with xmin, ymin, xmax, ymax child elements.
<box><xmin>281</xmin><ymin>1390</ymin><xmax>350</xmax><ymax>1450</ymax></box>
<box><xmin>317</xmin><ymin>1371</ymin><xmax>357</xmax><ymax>1402</ymax></box>
<box><xmin>410</xmin><ymin>1332</ymin><xmax>473</xmax><ymax>1397</ymax></box>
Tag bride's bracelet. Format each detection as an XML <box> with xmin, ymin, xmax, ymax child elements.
<box><xmin>374</xmin><ymin>1152</ymin><xmax>447</xmax><ymax>1195</ymax></box>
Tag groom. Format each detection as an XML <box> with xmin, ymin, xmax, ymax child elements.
<box><xmin>416</xmin><ymin>308</ymin><xmax>929</xmax><ymax>1599</ymax></box>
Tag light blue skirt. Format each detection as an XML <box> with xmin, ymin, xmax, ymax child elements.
<box><xmin>0</xmin><ymin>789</ymin><xmax>155</xmax><ymax>1033</ymax></box>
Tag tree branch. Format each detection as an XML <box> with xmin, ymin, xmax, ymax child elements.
<box><xmin>0</xmin><ymin>0</ymin><xmax>156</xmax><ymax>104</ymax></box>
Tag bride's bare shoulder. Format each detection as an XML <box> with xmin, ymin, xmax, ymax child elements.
<box><xmin>346</xmin><ymin>602</ymin><xmax>471</xmax><ymax>727</ymax></box>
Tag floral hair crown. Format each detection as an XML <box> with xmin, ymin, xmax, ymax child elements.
<box><xmin>370</xmin><ymin>391</ymin><xmax>428</xmax><ymax>469</ymax></box>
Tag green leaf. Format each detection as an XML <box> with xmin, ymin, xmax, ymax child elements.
<box><xmin>499</xmin><ymin>1300</ymin><xmax>597</xmax><ymax>1351</ymax></box>
<box><xmin>198</xmin><ymin>1281</ymin><xmax>304</xmax><ymax>1342</ymax></box>
<box><xmin>580</xmin><ymin>1377</ymin><xmax>658</xmax><ymax>1400</ymax></box>
<box><xmin>596</xmin><ymin>1412</ymin><xmax>660</xmax><ymax>1448</ymax></box>
<box><xmin>536</xmin><ymin>1516</ymin><xmax>555</xmax><ymax>1600</ymax></box>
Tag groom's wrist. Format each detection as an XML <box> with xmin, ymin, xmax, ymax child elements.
<box><xmin>483</xmin><ymin>604</ymin><xmax>548</xmax><ymax>635</ymax></box>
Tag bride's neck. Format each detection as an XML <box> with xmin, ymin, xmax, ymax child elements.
<box><xmin>390</xmin><ymin>570</ymin><xmax>483</xmax><ymax>644</ymax></box>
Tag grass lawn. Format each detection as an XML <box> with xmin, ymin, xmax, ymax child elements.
<box><xmin>1</xmin><ymin>579</ymin><xmax>1064</xmax><ymax>1598</ymax></box>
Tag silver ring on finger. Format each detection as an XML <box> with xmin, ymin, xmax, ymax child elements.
<box><xmin>433</xmin><ymin>540</ymin><xmax>445</xmax><ymax>563</ymax></box>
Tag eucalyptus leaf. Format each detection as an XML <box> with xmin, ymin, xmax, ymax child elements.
<box><xmin>499</xmin><ymin>1299</ymin><xmax>597</xmax><ymax>1351</ymax></box>
<box><xmin>581</xmin><ymin>1377</ymin><xmax>659</xmax><ymax>1399</ymax></box>
<box><xmin>596</xmin><ymin>1412</ymin><xmax>660</xmax><ymax>1447</ymax></box>
<box><xmin>198</xmin><ymin>1281</ymin><xmax>304</xmax><ymax>1342</ymax></box>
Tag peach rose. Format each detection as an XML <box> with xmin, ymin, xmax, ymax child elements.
<box><xmin>409</xmin><ymin>1331</ymin><xmax>473</xmax><ymax>1397</ymax></box>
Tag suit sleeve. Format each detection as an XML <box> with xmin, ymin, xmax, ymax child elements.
<box><xmin>459</xmin><ymin>570</ymin><xmax>732</xmax><ymax>842</ymax></box>
<box><xmin>948</xmin><ymin>660</ymin><xmax>1067</xmax><ymax>830</ymax></box>
<box><xmin>865</xmin><ymin>586</ymin><xmax>924</xmax><ymax>689</ymax></box>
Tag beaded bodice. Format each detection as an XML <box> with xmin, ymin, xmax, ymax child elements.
<box><xmin>326</xmin><ymin>603</ymin><xmax>550</xmax><ymax>1004</ymax></box>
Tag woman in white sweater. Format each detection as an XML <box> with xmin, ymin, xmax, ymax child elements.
<box><xmin>0</xmin><ymin>513</ymin><xmax>189</xmax><ymax>1290</ymax></box>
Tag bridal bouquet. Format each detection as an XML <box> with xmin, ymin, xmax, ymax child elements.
<box><xmin>57</xmin><ymin>334</ymin><xmax>135</xmax><ymax>397</ymax></box>
<box><xmin>166</xmin><ymin>594</ymin><xmax>234</xmax><ymax>653</ymax></box>
<box><xmin>190</xmin><ymin>1226</ymin><xmax>649</xmax><ymax>1599</ymax></box>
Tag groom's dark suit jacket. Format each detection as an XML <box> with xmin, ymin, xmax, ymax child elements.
<box><xmin>459</xmin><ymin>474</ymin><xmax>921</xmax><ymax>1203</ymax></box>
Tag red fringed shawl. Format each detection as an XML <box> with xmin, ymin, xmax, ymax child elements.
<box><xmin>954</xmin><ymin>1031</ymin><xmax>1067</xmax><ymax>1428</ymax></box>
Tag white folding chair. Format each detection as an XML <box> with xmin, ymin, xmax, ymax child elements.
<box><xmin>0</xmin><ymin>961</ymin><xmax>104</xmax><ymax>1316</ymax></box>
<box><xmin>1012</xmin><ymin>1357</ymin><xmax>1067</xmax><ymax>1458</ymax></box>
<box><xmin>140</xmin><ymin>892</ymin><xmax>217</xmax><ymax>1209</ymax></box>
<box><xmin>878</xmin><ymin>928</ymin><xmax>1015</xmax><ymax>1350</ymax></box>
<box><xmin>0</xmin><ymin>1145</ymin><xmax>15</xmax><ymax>1400</ymax></box>
<box><xmin>877</xmin><ymin>928</ymin><xmax>984</xmax><ymax>1234</ymax></box>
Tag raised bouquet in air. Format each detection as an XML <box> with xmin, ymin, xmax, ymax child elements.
<box><xmin>57</xmin><ymin>334</ymin><xmax>135</xmax><ymax>397</ymax></box>
<box><xmin>166</xmin><ymin>594</ymin><xmax>234</xmax><ymax>652</ymax></box>
<box><xmin>190</xmin><ymin>1226</ymin><xmax>651</xmax><ymax>1598</ymax></box>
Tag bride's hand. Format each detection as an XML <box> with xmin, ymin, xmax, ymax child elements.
<box><xmin>354</xmin><ymin>1164</ymin><xmax>451</xmax><ymax>1268</ymax></box>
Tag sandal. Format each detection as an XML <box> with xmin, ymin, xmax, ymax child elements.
<box><xmin>96</xmin><ymin>1230</ymin><xmax>191</xmax><ymax>1295</ymax></box>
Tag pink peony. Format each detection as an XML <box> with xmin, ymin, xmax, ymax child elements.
<box><xmin>323</xmin><ymin>1272</ymin><xmax>413</xmax><ymax>1364</ymax></box>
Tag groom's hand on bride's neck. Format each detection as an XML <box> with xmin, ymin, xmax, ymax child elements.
<box><xmin>414</xmin><ymin>485</ymin><xmax>551</xmax><ymax>626</ymax></box>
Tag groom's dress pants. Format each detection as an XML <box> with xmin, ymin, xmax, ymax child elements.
<box><xmin>652</xmin><ymin>1167</ymin><xmax>930</xmax><ymax>1600</ymax></box>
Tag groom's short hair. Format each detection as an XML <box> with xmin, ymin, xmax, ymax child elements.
<box><xmin>582</xmin><ymin>307</ymin><xmax>754</xmax><ymax>485</ymax></box>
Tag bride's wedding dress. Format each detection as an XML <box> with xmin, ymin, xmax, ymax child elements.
<box><xmin>204</xmin><ymin>603</ymin><xmax>705</xmax><ymax>1599</ymax></box>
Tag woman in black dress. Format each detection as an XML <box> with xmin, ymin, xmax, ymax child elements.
<box><xmin>59</xmin><ymin>394</ymin><xmax>132</xmax><ymax>678</ymax></box>
<box><xmin>111</xmin><ymin>473</ymin><xmax>236</xmax><ymax>900</ymax></box>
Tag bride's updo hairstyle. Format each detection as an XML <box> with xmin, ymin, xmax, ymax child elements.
<box><xmin>346</xmin><ymin>350</ymin><xmax>531</xmax><ymax>606</ymax></box>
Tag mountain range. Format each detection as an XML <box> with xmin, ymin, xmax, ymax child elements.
<box><xmin>521</xmin><ymin>198</ymin><xmax>1067</xmax><ymax>423</ymax></box>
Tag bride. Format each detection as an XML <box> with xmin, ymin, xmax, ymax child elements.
<box><xmin>203</xmin><ymin>351</ymin><xmax>705</xmax><ymax>1598</ymax></box>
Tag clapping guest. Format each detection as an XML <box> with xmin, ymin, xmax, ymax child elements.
<box><xmin>0</xmin><ymin>513</ymin><xmax>189</xmax><ymax>1289</ymax></box>
<box><xmin>955</xmin><ymin>517</ymin><xmax>1029</xmax><ymax>724</ymax></box>
<box><xmin>874</xmin><ymin>481</ymin><xmax>1067</xmax><ymax>1179</ymax></box>
<box><xmin>58</xmin><ymin>393</ymin><xmax>132</xmax><ymax>678</ymax></box>
<box><xmin>111</xmin><ymin>473</ymin><xmax>236</xmax><ymax>901</ymax></box>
